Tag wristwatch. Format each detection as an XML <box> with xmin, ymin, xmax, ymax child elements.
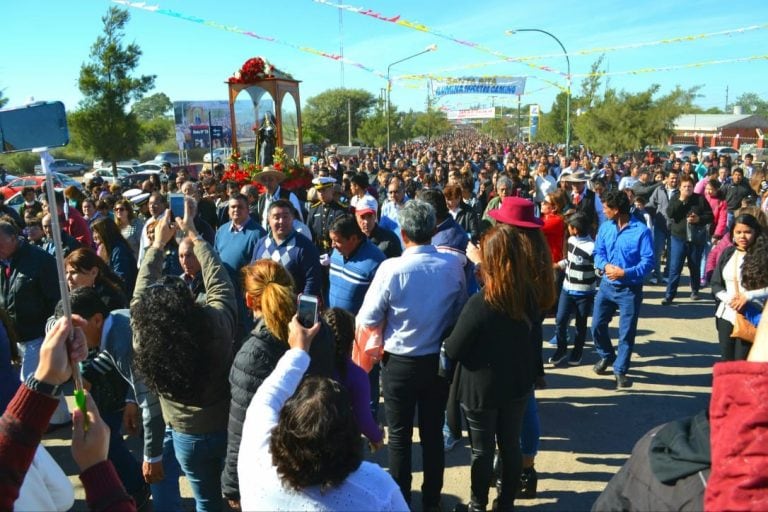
<box><xmin>25</xmin><ymin>375</ymin><xmax>62</xmax><ymax>397</ymax></box>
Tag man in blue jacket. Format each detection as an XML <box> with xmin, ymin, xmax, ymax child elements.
<box><xmin>591</xmin><ymin>189</ymin><xmax>654</xmax><ymax>389</ymax></box>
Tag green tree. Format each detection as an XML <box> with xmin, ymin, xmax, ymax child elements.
<box><xmin>730</xmin><ymin>92</ymin><xmax>768</xmax><ymax>118</ymax></box>
<box><xmin>132</xmin><ymin>92</ymin><xmax>173</xmax><ymax>120</ymax></box>
<box><xmin>480</xmin><ymin>117</ymin><xmax>510</xmax><ymax>138</ymax></box>
<box><xmin>302</xmin><ymin>88</ymin><xmax>376</xmax><ymax>144</ymax></box>
<box><xmin>0</xmin><ymin>89</ymin><xmax>8</xmax><ymax>109</ymax></box>
<box><xmin>357</xmin><ymin>105</ymin><xmax>389</xmax><ymax>147</ymax></box>
<box><xmin>70</xmin><ymin>7</ymin><xmax>155</xmax><ymax>175</ymax></box>
<box><xmin>573</xmin><ymin>85</ymin><xmax>698</xmax><ymax>153</ymax></box>
<box><xmin>412</xmin><ymin>106</ymin><xmax>452</xmax><ymax>140</ymax></box>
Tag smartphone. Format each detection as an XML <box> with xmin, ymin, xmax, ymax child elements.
<box><xmin>297</xmin><ymin>294</ymin><xmax>319</xmax><ymax>328</ymax></box>
<box><xmin>169</xmin><ymin>193</ymin><xmax>185</xmax><ymax>220</ymax></box>
<box><xmin>0</xmin><ymin>101</ymin><xmax>69</xmax><ymax>153</ymax></box>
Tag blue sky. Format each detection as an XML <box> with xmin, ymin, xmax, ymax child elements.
<box><xmin>1</xmin><ymin>0</ymin><xmax>766</xmax><ymax>116</ymax></box>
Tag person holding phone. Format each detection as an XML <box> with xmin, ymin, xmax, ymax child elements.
<box><xmin>223</xmin><ymin>260</ymin><xmax>333</xmax><ymax>509</ymax></box>
<box><xmin>91</xmin><ymin>218</ymin><xmax>138</xmax><ymax>297</ymax></box>
<box><xmin>132</xmin><ymin>198</ymin><xmax>237</xmax><ymax>511</ymax></box>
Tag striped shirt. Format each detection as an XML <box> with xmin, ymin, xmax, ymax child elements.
<box><xmin>329</xmin><ymin>240</ymin><xmax>386</xmax><ymax>314</ymax></box>
<box><xmin>558</xmin><ymin>235</ymin><xmax>597</xmax><ymax>294</ymax></box>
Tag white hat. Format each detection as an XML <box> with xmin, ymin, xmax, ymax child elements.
<box><xmin>122</xmin><ymin>188</ymin><xmax>143</xmax><ymax>199</ymax></box>
<box><xmin>312</xmin><ymin>176</ymin><xmax>337</xmax><ymax>189</ymax></box>
<box><xmin>354</xmin><ymin>195</ymin><xmax>378</xmax><ymax>215</ymax></box>
<box><xmin>129</xmin><ymin>192</ymin><xmax>150</xmax><ymax>206</ymax></box>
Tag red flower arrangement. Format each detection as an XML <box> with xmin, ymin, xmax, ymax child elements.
<box><xmin>227</xmin><ymin>57</ymin><xmax>294</xmax><ymax>84</ymax></box>
<box><xmin>221</xmin><ymin>147</ymin><xmax>312</xmax><ymax>193</ymax></box>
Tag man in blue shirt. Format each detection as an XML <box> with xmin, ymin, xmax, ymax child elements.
<box><xmin>357</xmin><ymin>200</ymin><xmax>467</xmax><ymax>510</ymax></box>
<box><xmin>591</xmin><ymin>189</ymin><xmax>654</xmax><ymax>389</ymax></box>
<box><xmin>252</xmin><ymin>199</ymin><xmax>322</xmax><ymax>297</ymax></box>
<box><xmin>328</xmin><ymin>215</ymin><xmax>385</xmax><ymax>315</ymax></box>
<box><xmin>215</xmin><ymin>193</ymin><xmax>266</xmax><ymax>340</ymax></box>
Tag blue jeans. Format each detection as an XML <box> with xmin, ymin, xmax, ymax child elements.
<box><xmin>652</xmin><ymin>226</ymin><xmax>670</xmax><ymax>279</ymax></box>
<box><xmin>555</xmin><ymin>290</ymin><xmax>594</xmax><ymax>351</ymax></box>
<box><xmin>172</xmin><ymin>429</ymin><xmax>227</xmax><ymax>512</ymax></box>
<box><xmin>150</xmin><ymin>427</ymin><xmax>183</xmax><ymax>511</ymax></box>
<box><xmin>591</xmin><ymin>280</ymin><xmax>644</xmax><ymax>375</ymax></box>
<box><xmin>700</xmin><ymin>239</ymin><xmax>712</xmax><ymax>284</ymax></box>
<box><xmin>520</xmin><ymin>390</ymin><xmax>539</xmax><ymax>457</ymax></box>
<box><xmin>103</xmin><ymin>410</ymin><xmax>144</xmax><ymax>496</ymax></box>
<box><xmin>665</xmin><ymin>236</ymin><xmax>704</xmax><ymax>300</ymax></box>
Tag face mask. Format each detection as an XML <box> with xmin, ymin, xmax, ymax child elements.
<box><xmin>68</xmin><ymin>199</ymin><xmax>78</xmax><ymax>208</ymax></box>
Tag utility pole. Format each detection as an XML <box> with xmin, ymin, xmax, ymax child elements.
<box><xmin>725</xmin><ymin>85</ymin><xmax>729</xmax><ymax>112</ymax></box>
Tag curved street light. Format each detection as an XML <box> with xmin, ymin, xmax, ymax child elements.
<box><xmin>506</xmin><ymin>29</ymin><xmax>570</xmax><ymax>152</ymax></box>
<box><xmin>387</xmin><ymin>44</ymin><xmax>438</xmax><ymax>151</ymax></box>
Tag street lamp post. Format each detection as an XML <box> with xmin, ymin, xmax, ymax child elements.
<box><xmin>506</xmin><ymin>29</ymin><xmax>570</xmax><ymax>153</ymax></box>
<box><xmin>387</xmin><ymin>44</ymin><xmax>437</xmax><ymax>151</ymax></box>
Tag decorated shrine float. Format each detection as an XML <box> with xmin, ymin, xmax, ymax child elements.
<box><xmin>222</xmin><ymin>57</ymin><xmax>311</xmax><ymax>194</ymax></box>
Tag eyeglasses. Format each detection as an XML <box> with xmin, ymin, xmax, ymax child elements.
<box><xmin>114</xmin><ymin>207</ymin><xmax>126</xmax><ymax>212</ymax></box>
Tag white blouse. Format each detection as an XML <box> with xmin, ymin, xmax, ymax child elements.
<box><xmin>238</xmin><ymin>349</ymin><xmax>408</xmax><ymax>511</ymax></box>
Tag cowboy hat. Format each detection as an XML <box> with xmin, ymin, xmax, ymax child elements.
<box><xmin>253</xmin><ymin>165</ymin><xmax>286</xmax><ymax>184</ymax></box>
<box><xmin>559</xmin><ymin>170</ymin><xmax>590</xmax><ymax>183</ymax></box>
<box><xmin>488</xmin><ymin>196</ymin><xmax>544</xmax><ymax>229</ymax></box>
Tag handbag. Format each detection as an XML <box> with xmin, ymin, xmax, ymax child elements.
<box><xmin>730</xmin><ymin>255</ymin><xmax>757</xmax><ymax>343</ymax></box>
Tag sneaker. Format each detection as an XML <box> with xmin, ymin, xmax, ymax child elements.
<box><xmin>568</xmin><ymin>348</ymin><xmax>583</xmax><ymax>366</ymax></box>
<box><xmin>649</xmin><ymin>277</ymin><xmax>659</xmax><ymax>285</ymax></box>
<box><xmin>443</xmin><ymin>432</ymin><xmax>460</xmax><ymax>452</ymax></box>
<box><xmin>548</xmin><ymin>348</ymin><xmax>568</xmax><ymax>366</ymax></box>
<box><xmin>660</xmin><ymin>298</ymin><xmax>673</xmax><ymax>306</ymax></box>
<box><xmin>546</xmin><ymin>335</ymin><xmax>558</xmax><ymax>346</ymax></box>
<box><xmin>615</xmin><ymin>374</ymin><xmax>632</xmax><ymax>389</ymax></box>
<box><xmin>690</xmin><ymin>292</ymin><xmax>701</xmax><ymax>301</ymax></box>
<box><xmin>593</xmin><ymin>358</ymin><xmax>611</xmax><ymax>375</ymax></box>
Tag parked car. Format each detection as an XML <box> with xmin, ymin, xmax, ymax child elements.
<box><xmin>153</xmin><ymin>152</ymin><xmax>180</xmax><ymax>166</ymax></box>
<box><xmin>668</xmin><ymin>144</ymin><xmax>701</xmax><ymax>160</ymax></box>
<box><xmin>702</xmin><ymin>146</ymin><xmax>740</xmax><ymax>158</ymax></box>
<box><xmin>83</xmin><ymin>168</ymin><xmax>132</xmax><ymax>184</ymax></box>
<box><xmin>33</xmin><ymin>159</ymin><xmax>88</xmax><ymax>176</ymax></box>
<box><xmin>136</xmin><ymin>162</ymin><xmax>164</xmax><ymax>172</ymax></box>
<box><xmin>203</xmin><ymin>147</ymin><xmax>233</xmax><ymax>164</ymax></box>
<box><xmin>119</xmin><ymin>170</ymin><xmax>162</xmax><ymax>189</ymax></box>
<box><xmin>0</xmin><ymin>173</ymin><xmax>82</xmax><ymax>200</ymax></box>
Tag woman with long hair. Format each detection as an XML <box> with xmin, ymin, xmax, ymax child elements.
<box><xmin>113</xmin><ymin>198</ymin><xmax>144</xmax><ymax>257</ymax></box>
<box><xmin>132</xmin><ymin>204</ymin><xmax>236</xmax><ymax>511</ymax></box>
<box><xmin>701</xmin><ymin>179</ymin><xmax>728</xmax><ymax>286</ymax></box>
<box><xmin>222</xmin><ymin>260</ymin><xmax>334</xmax><ymax>509</ymax></box>
<box><xmin>711</xmin><ymin>213</ymin><xmax>768</xmax><ymax>360</ymax></box>
<box><xmin>91</xmin><ymin>218</ymin><xmax>137</xmax><ymax>296</ymax></box>
<box><xmin>446</xmin><ymin>224</ymin><xmax>541</xmax><ymax>512</ymax></box>
<box><xmin>64</xmin><ymin>247</ymin><xmax>127</xmax><ymax>311</ymax></box>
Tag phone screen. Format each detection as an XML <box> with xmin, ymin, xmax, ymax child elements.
<box><xmin>169</xmin><ymin>194</ymin><xmax>185</xmax><ymax>219</ymax></box>
<box><xmin>297</xmin><ymin>294</ymin><xmax>319</xmax><ymax>328</ymax></box>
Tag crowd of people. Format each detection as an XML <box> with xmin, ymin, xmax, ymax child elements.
<box><xmin>0</xmin><ymin>134</ymin><xmax>767</xmax><ymax>511</ymax></box>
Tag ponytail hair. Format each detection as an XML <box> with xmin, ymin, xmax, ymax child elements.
<box><xmin>242</xmin><ymin>260</ymin><xmax>296</xmax><ymax>342</ymax></box>
<box><xmin>321</xmin><ymin>307</ymin><xmax>356</xmax><ymax>379</ymax></box>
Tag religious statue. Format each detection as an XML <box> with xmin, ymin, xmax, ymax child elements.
<box><xmin>258</xmin><ymin>114</ymin><xmax>277</xmax><ymax>166</ymax></box>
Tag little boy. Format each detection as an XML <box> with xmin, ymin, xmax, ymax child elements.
<box><xmin>549</xmin><ymin>212</ymin><xmax>597</xmax><ymax>366</ymax></box>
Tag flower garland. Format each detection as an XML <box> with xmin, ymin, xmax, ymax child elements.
<box><xmin>220</xmin><ymin>147</ymin><xmax>312</xmax><ymax>193</ymax></box>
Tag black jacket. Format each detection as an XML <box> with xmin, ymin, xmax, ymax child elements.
<box><xmin>0</xmin><ymin>240</ymin><xmax>60</xmax><ymax>341</ymax></box>
<box><xmin>593</xmin><ymin>411</ymin><xmax>710</xmax><ymax>512</ymax></box>
<box><xmin>222</xmin><ymin>318</ymin><xmax>336</xmax><ymax>500</ymax></box>
<box><xmin>666</xmin><ymin>192</ymin><xmax>713</xmax><ymax>241</ymax></box>
<box><xmin>455</xmin><ymin>202</ymin><xmax>480</xmax><ymax>243</ymax></box>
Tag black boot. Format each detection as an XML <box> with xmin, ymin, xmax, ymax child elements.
<box><xmin>516</xmin><ymin>466</ymin><xmax>538</xmax><ymax>499</ymax></box>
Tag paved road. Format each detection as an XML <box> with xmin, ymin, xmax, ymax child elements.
<box><xmin>43</xmin><ymin>277</ymin><xmax>718</xmax><ymax>511</ymax></box>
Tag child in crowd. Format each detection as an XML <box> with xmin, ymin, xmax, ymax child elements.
<box><xmin>549</xmin><ymin>212</ymin><xmax>597</xmax><ymax>366</ymax></box>
<box><xmin>632</xmin><ymin>195</ymin><xmax>653</xmax><ymax>232</ymax></box>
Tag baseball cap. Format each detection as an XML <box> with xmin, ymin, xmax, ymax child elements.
<box><xmin>354</xmin><ymin>196</ymin><xmax>378</xmax><ymax>215</ymax></box>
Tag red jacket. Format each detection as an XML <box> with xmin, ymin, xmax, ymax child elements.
<box><xmin>0</xmin><ymin>385</ymin><xmax>135</xmax><ymax>511</ymax></box>
<box><xmin>706</xmin><ymin>361</ymin><xmax>768</xmax><ymax>511</ymax></box>
<box><xmin>60</xmin><ymin>207</ymin><xmax>93</xmax><ymax>247</ymax></box>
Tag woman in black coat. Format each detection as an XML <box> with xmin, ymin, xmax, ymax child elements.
<box><xmin>222</xmin><ymin>259</ymin><xmax>334</xmax><ymax>509</ymax></box>
<box><xmin>445</xmin><ymin>224</ymin><xmax>540</xmax><ymax>512</ymax></box>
